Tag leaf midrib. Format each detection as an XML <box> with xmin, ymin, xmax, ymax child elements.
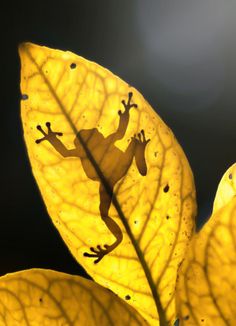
<box><xmin>22</xmin><ymin>44</ymin><xmax>168</xmax><ymax>325</ymax></box>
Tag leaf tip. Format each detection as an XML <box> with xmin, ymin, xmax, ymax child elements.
<box><xmin>18</xmin><ymin>42</ymin><xmax>30</xmax><ymax>54</ymax></box>
<box><xmin>18</xmin><ymin>42</ymin><xmax>40</xmax><ymax>59</ymax></box>
<box><xmin>213</xmin><ymin>162</ymin><xmax>236</xmax><ymax>213</ymax></box>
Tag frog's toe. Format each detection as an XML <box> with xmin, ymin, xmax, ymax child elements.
<box><xmin>83</xmin><ymin>245</ymin><xmax>109</xmax><ymax>264</ymax></box>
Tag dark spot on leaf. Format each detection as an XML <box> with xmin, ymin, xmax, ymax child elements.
<box><xmin>21</xmin><ymin>94</ymin><xmax>28</xmax><ymax>100</ymax></box>
<box><xmin>70</xmin><ymin>63</ymin><xmax>77</xmax><ymax>69</ymax></box>
<box><xmin>201</xmin><ymin>319</ymin><xmax>205</xmax><ymax>322</ymax></box>
<box><xmin>166</xmin><ymin>215</ymin><xmax>170</xmax><ymax>220</ymax></box>
<box><xmin>39</xmin><ymin>297</ymin><xmax>43</xmax><ymax>303</ymax></box>
<box><xmin>125</xmin><ymin>295</ymin><xmax>131</xmax><ymax>300</ymax></box>
<box><xmin>163</xmin><ymin>184</ymin><xmax>169</xmax><ymax>193</ymax></box>
<box><xmin>134</xmin><ymin>220</ymin><xmax>138</xmax><ymax>224</ymax></box>
<box><xmin>183</xmin><ymin>315</ymin><xmax>189</xmax><ymax>320</ymax></box>
<box><xmin>229</xmin><ymin>173</ymin><xmax>233</xmax><ymax>180</ymax></box>
<box><xmin>154</xmin><ymin>152</ymin><xmax>158</xmax><ymax>157</ymax></box>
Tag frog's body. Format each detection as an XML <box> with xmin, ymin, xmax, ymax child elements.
<box><xmin>75</xmin><ymin>128</ymin><xmax>146</xmax><ymax>185</ymax></box>
<box><xmin>36</xmin><ymin>92</ymin><xmax>150</xmax><ymax>263</ymax></box>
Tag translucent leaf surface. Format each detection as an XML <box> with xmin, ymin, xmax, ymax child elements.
<box><xmin>176</xmin><ymin>195</ymin><xmax>236</xmax><ymax>324</ymax></box>
<box><xmin>0</xmin><ymin>269</ymin><xmax>147</xmax><ymax>325</ymax></box>
<box><xmin>19</xmin><ymin>43</ymin><xmax>196</xmax><ymax>324</ymax></box>
<box><xmin>213</xmin><ymin>163</ymin><xmax>236</xmax><ymax>213</ymax></box>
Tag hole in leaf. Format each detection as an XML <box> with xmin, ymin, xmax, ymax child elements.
<box><xmin>163</xmin><ymin>184</ymin><xmax>169</xmax><ymax>193</ymax></box>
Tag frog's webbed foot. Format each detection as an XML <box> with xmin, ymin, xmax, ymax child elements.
<box><xmin>35</xmin><ymin>122</ymin><xmax>63</xmax><ymax>144</ymax></box>
<box><xmin>83</xmin><ymin>244</ymin><xmax>111</xmax><ymax>264</ymax></box>
<box><xmin>118</xmin><ymin>92</ymin><xmax>138</xmax><ymax>116</ymax></box>
<box><xmin>131</xmin><ymin>130</ymin><xmax>150</xmax><ymax>147</ymax></box>
<box><xmin>137</xmin><ymin>130</ymin><xmax>150</xmax><ymax>146</ymax></box>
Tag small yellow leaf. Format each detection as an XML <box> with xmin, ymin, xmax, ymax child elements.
<box><xmin>213</xmin><ymin>163</ymin><xmax>236</xmax><ymax>213</ymax></box>
<box><xmin>19</xmin><ymin>43</ymin><xmax>196</xmax><ymax>324</ymax></box>
<box><xmin>176</xmin><ymin>196</ymin><xmax>236</xmax><ymax>325</ymax></box>
<box><xmin>0</xmin><ymin>269</ymin><xmax>147</xmax><ymax>325</ymax></box>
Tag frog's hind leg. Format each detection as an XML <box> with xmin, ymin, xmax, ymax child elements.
<box><xmin>122</xmin><ymin>130</ymin><xmax>150</xmax><ymax>177</ymax></box>
<box><xmin>134</xmin><ymin>130</ymin><xmax>150</xmax><ymax>176</ymax></box>
<box><xmin>83</xmin><ymin>184</ymin><xmax>123</xmax><ymax>264</ymax></box>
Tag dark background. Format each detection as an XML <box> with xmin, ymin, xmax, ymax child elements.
<box><xmin>1</xmin><ymin>0</ymin><xmax>236</xmax><ymax>277</ymax></box>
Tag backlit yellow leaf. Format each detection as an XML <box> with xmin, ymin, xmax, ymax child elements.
<box><xmin>0</xmin><ymin>268</ymin><xmax>147</xmax><ymax>325</ymax></box>
<box><xmin>176</xmin><ymin>193</ymin><xmax>236</xmax><ymax>324</ymax></box>
<box><xmin>19</xmin><ymin>43</ymin><xmax>196</xmax><ymax>324</ymax></box>
<box><xmin>213</xmin><ymin>163</ymin><xmax>236</xmax><ymax>213</ymax></box>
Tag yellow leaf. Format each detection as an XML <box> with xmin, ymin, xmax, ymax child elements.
<box><xmin>19</xmin><ymin>43</ymin><xmax>196</xmax><ymax>324</ymax></box>
<box><xmin>176</xmin><ymin>197</ymin><xmax>236</xmax><ymax>324</ymax></box>
<box><xmin>213</xmin><ymin>163</ymin><xmax>236</xmax><ymax>213</ymax></box>
<box><xmin>0</xmin><ymin>268</ymin><xmax>147</xmax><ymax>325</ymax></box>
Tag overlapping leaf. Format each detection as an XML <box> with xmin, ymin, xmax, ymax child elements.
<box><xmin>19</xmin><ymin>43</ymin><xmax>196</xmax><ymax>324</ymax></box>
<box><xmin>176</xmin><ymin>165</ymin><xmax>236</xmax><ymax>325</ymax></box>
<box><xmin>0</xmin><ymin>269</ymin><xmax>147</xmax><ymax>325</ymax></box>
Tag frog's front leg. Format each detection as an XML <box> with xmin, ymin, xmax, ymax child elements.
<box><xmin>83</xmin><ymin>184</ymin><xmax>123</xmax><ymax>264</ymax></box>
<box><xmin>35</xmin><ymin>122</ymin><xmax>78</xmax><ymax>157</ymax></box>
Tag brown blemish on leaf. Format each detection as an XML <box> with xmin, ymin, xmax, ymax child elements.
<box><xmin>21</xmin><ymin>94</ymin><xmax>28</xmax><ymax>100</ymax></box>
<box><xmin>163</xmin><ymin>184</ymin><xmax>169</xmax><ymax>193</ymax></box>
<box><xmin>70</xmin><ymin>62</ymin><xmax>77</xmax><ymax>69</ymax></box>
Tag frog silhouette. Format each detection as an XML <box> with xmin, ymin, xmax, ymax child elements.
<box><xmin>36</xmin><ymin>92</ymin><xmax>150</xmax><ymax>263</ymax></box>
